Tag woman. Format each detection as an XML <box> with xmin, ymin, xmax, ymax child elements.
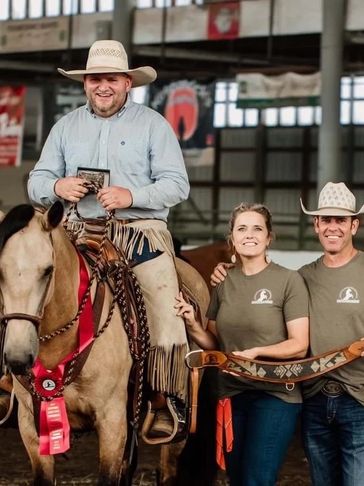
<box><xmin>175</xmin><ymin>202</ymin><xmax>309</xmax><ymax>486</ymax></box>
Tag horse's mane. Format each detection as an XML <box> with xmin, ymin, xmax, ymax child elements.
<box><xmin>0</xmin><ymin>204</ymin><xmax>35</xmax><ymax>251</ymax></box>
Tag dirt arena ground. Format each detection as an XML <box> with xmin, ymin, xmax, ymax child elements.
<box><xmin>0</xmin><ymin>424</ymin><xmax>310</xmax><ymax>485</ymax></box>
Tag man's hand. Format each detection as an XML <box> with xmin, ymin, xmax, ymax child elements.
<box><xmin>97</xmin><ymin>186</ymin><xmax>133</xmax><ymax>211</ymax></box>
<box><xmin>54</xmin><ymin>177</ymin><xmax>89</xmax><ymax>202</ymax></box>
<box><xmin>210</xmin><ymin>262</ymin><xmax>234</xmax><ymax>287</ymax></box>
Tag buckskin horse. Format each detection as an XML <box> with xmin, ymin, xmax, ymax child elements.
<box><xmin>0</xmin><ymin>202</ymin><xmax>210</xmax><ymax>486</ymax></box>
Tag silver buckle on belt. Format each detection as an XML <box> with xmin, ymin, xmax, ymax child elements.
<box><xmin>321</xmin><ymin>381</ymin><xmax>344</xmax><ymax>397</ymax></box>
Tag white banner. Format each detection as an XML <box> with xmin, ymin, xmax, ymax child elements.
<box><xmin>0</xmin><ymin>17</ymin><xmax>69</xmax><ymax>53</ymax></box>
<box><xmin>236</xmin><ymin>72</ymin><xmax>321</xmax><ymax>108</ymax></box>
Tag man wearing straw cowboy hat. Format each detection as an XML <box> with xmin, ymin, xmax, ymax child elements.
<box><xmin>210</xmin><ymin>181</ymin><xmax>364</xmax><ymax>484</ymax></box>
<box><xmin>27</xmin><ymin>39</ymin><xmax>190</xmax><ymax>443</ymax></box>
<box><xmin>299</xmin><ymin>181</ymin><xmax>364</xmax><ymax>486</ymax></box>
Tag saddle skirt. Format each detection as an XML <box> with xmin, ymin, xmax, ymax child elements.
<box><xmin>76</xmin><ymin>234</ymin><xmax>210</xmax><ymax>444</ymax></box>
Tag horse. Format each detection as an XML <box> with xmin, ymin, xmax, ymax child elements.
<box><xmin>0</xmin><ymin>202</ymin><xmax>210</xmax><ymax>486</ymax></box>
<box><xmin>181</xmin><ymin>240</ymin><xmax>231</xmax><ymax>291</ymax></box>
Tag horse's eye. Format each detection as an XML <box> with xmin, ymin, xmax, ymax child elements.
<box><xmin>43</xmin><ymin>266</ymin><xmax>54</xmax><ymax>278</ymax></box>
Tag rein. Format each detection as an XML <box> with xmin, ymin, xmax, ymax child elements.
<box><xmin>39</xmin><ymin>196</ymin><xmax>113</xmax><ymax>343</ymax></box>
<box><xmin>2</xmin><ymin>190</ymin><xmax>150</xmax><ymax>455</ymax></box>
<box><xmin>0</xmin><ymin>198</ymin><xmax>112</xmax><ymax>343</ymax></box>
<box><xmin>0</xmin><ymin>192</ymin><xmax>150</xmax><ymax>456</ymax></box>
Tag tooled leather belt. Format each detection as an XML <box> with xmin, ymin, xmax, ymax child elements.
<box><xmin>185</xmin><ymin>340</ymin><xmax>364</xmax><ymax>432</ymax></box>
<box><xmin>186</xmin><ymin>340</ymin><xmax>364</xmax><ymax>385</ymax></box>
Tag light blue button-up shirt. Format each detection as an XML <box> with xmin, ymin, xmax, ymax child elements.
<box><xmin>28</xmin><ymin>97</ymin><xmax>190</xmax><ymax>221</ymax></box>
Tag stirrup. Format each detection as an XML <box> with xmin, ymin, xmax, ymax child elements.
<box><xmin>141</xmin><ymin>396</ymin><xmax>186</xmax><ymax>445</ymax></box>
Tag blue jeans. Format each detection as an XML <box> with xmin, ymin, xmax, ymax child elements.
<box><xmin>226</xmin><ymin>391</ymin><xmax>301</xmax><ymax>486</ymax></box>
<box><xmin>302</xmin><ymin>392</ymin><xmax>364</xmax><ymax>486</ymax></box>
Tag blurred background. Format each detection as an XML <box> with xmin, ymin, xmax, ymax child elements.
<box><xmin>0</xmin><ymin>0</ymin><xmax>362</xmax><ymax>253</ymax></box>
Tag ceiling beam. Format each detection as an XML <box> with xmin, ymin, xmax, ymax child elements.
<box><xmin>133</xmin><ymin>45</ymin><xmax>270</xmax><ymax>65</ymax></box>
<box><xmin>0</xmin><ymin>60</ymin><xmax>55</xmax><ymax>72</ymax></box>
<box><xmin>133</xmin><ymin>45</ymin><xmax>318</xmax><ymax>69</ymax></box>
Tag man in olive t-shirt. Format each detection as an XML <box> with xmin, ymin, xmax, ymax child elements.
<box><xmin>210</xmin><ymin>182</ymin><xmax>364</xmax><ymax>486</ymax></box>
<box><xmin>299</xmin><ymin>182</ymin><xmax>364</xmax><ymax>486</ymax></box>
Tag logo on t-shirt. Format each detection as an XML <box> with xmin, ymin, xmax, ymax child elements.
<box><xmin>336</xmin><ymin>287</ymin><xmax>360</xmax><ymax>304</ymax></box>
<box><xmin>252</xmin><ymin>289</ymin><xmax>273</xmax><ymax>304</ymax></box>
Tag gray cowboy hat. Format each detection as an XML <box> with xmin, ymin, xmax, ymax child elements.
<box><xmin>300</xmin><ymin>182</ymin><xmax>364</xmax><ymax>216</ymax></box>
<box><xmin>58</xmin><ymin>39</ymin><xmax>157</xmax><ymax>88</ymax></box>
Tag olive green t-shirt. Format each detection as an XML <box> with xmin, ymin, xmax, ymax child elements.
<box><xmin>207</xmin><ymin>262</ymin><xmax>309</xmax><ymax>404</ymax></box>
<box><xmin>299</xmin><ymin>252</ymin><xmax>364</xmax><ymax>404</ymax></box>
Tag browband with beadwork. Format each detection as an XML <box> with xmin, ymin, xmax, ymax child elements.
<box><xmin>185</xmin><ymin>340</ymin><xmax>364</xmax><ymax>385</ymax></box>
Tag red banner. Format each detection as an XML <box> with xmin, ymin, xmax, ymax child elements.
<box><xmin>0</xmin><ymin>86</ymin><xmax>26</xmax><ymax>167</ymax></box>
<box><xmin>208</xmin><ymin>2</ymin><xmax>240</xmax><ymax>40</ymax></box>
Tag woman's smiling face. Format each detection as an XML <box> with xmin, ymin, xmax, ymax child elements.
<box><xmin>232</xmin><ymin>211</ymin><xmax>271</xmax><ymax>260</ymax></box>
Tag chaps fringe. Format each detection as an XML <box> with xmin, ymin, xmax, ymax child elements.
<box><xmin>147</xmin><ymin>344</ymin><xmax>188</xmax><ymax>400</ymax></box>
<box><xmin>66</xmin><ymin>220</ymin><xmax>175</xmax><ymax>259</ymax></box>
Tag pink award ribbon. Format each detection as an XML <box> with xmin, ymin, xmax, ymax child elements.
<box><xmin>39</xmin><ymin>397</ymin><xmax>70</xmax><ymax>455</ymax></box>
<box><xmin>36</xmin><ymin>253</ymin><xmax>94</xmax><ymax>456</ymax></box>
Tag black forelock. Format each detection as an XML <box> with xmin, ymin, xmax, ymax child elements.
<box><xmin>0</xmin><ymin>204</ymin><xmax>35</xmax><ymax>251</ymax></box>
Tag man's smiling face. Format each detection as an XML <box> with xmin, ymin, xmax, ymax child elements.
<box><xmin>314</xmin><ymin>215</ymin><xmax>359</xmax><ymax>255</ymax></box>
<box><xmin>84</xmin><ymin>73</ymin><xmax>132</xmax><ymax>118</ymax></box>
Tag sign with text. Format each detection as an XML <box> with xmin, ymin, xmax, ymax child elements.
<box><xmin>0</xmin><ymin>17</ymin><xmax>68</xmax><ymax>53</ymax></box>
<box><xmin>0</xmin><ymin>86</ymin><xmax>26</xmax><ymax>167</ymax></box>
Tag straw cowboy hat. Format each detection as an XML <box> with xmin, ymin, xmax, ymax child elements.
<box><xmin>58</xmin><ymin>39</ymin><xmax>157</xmax><ymax>87</ymax></box>
<box><xmin>300</xmin><ymin>182</ymin><xmax>364</xmax><ymax>216</ymax></box>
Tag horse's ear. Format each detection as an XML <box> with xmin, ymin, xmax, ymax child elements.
<box><xmin>0</xmin><ymin>210</ymin><xmax>4</xmax><ymax>223</ymax></box>
<box><xmin>42</xmin><ymin>201</ymin><xmax>64</xmax><ymax>231</ymax></box>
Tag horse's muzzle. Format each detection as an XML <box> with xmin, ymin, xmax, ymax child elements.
<box><xmin>4</xmin><ymin>353</ymin><xmax>34</xmax><ymax>376</ymax></box>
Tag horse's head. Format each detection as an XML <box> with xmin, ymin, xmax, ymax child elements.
<box><xmin>0</xmin><ymin>202</ymin><xmax>64</xmax><ymax>375</ymax></box>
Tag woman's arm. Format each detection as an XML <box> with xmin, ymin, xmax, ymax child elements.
<box><xmin>175</xmin><ymin>292</ymin><xmax>218</xmax><ymax>350</ymax></box>
<box><xmin>233</xmin><ymin>316</ymin><xmax>309</xmax><ymax>360</ymax></box>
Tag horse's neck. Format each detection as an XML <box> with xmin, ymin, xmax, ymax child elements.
<box><xmin>39</xmin><ymin>229</ymin><xmax>80</xmax><ymax>367</ymax></box>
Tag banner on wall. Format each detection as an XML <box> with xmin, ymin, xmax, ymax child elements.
<box><xmin>0</xmin><ymin>86</ymin><xmax>26</xmax><ymax>167</ymax></box>
<box><xmin>0</xmin><ymin>86</ymin><xmax>25</xmax><ymax>167</ymax></box>
<box><xmin>150</xmin><ymin>80</ymin><xmax>215</xmax><ymax>167</ymax></box>
<box><xmin>0</xmin><ymin>17</ymin><xmax>68</xmax><ymax>53</ymax></box>
<box><xmin>236</xmin><ymin>72</ymin><xmax>321</xmax><ymax>108</ymax></box>
<box><xmin>208</xmin><ymin>2</ymin><xmax>240</xmax><ymax>40</ymax></box>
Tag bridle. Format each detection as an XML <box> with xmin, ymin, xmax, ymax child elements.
<box><xmin>0</xmin><ymin>238</ymin><xmax>54</xmax><ymax>334</ymax></box>
<box><xmin>0</xmin><ymin>192</ymin><xmax>150</xmax><ymax>439</ymax></box>
<box><xmin>0</xmin><ymin>188</ymin><xmax>110</xmax><ymax>343</ymax></box>
<box><xmin>1</xmin><ymin>313</ymin><xmax>42</xmax><ymax>330</ymax></box>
